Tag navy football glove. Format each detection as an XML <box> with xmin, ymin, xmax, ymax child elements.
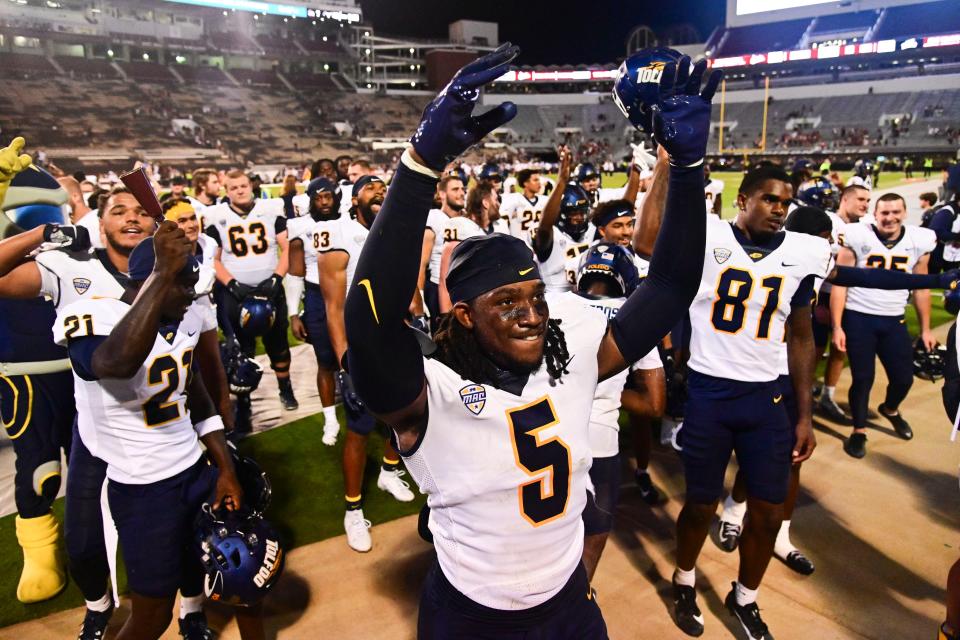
<box><xmin>336</xmin><ymin>369</ymin><xmax>364</xmax><ymax>416</ymax></box>
<box><xmin>226</xmin><ymin>279</ymin><xmax>254</xmax><ymax>301</ymax></box>
<box><xmin>42</xmin><ymin>223</ymin><xmax>91</xmax><ymax>252</ymax></box>
<box><xmin>410</xmin><ymin>43</ymin><xmax>520</xmax><ymax>171</ymax></box>
<box><xmin>939</xmin><ymin>269</ymin><xmax>960</xmax><ymax>290</ymax></box>
<box><xmin>410</xmin><ymin>314</ymin><xmax>430</xmax><ymax>335</ymax></box>
<box><xmin>255</xmin><ymin>274</ymin><xmax>283</xmax><ymax>299</ymax></box>
<box><xmin>650</xmin><ymin>57</ymin><xmax>722</xmax><ymax>168</ymax></box>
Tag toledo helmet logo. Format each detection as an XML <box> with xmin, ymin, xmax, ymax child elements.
<box><xmin>204</xmin><ymin>571</ymin><xmax>223</xmax><ymax>600</ymax></box>
<box><xmin>637</xmin><ymin>61</ymin><xmax>666</xmax><ymax>85</ymax></box>
<box><xmin>73</xmin><ymin>277</ymin><xmax>91</xmax><ymax>294</ymax></box>
<box><xmin>459</xmin><ymin>384</ymin><xmax>486</xmax><ymax>416</ymax></box>
<box><xmin>713</xmin><ymin>248</ymin><xmax>732</xmax><ymax>264</ymax></box>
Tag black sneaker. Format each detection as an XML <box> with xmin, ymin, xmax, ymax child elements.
<box><xmin>178</xmin><ymin>612</ymin><xmax>214</xmax><ymax>640</ymax></box>
<box><xmin>844</xmin><ymin>432</ymin><xmax>867</xmax><ymax>459</ymax></box>
<box><xmin>77</xmin><ymin>607</ymin><xmax>112</xmax><ymax>640</ymax></box>
<box><xmin>718</xmin><ymin>519</ymin><xmax>742</xmax><ymax>552</ymax></box>
<box><xmin>278</xmin><ymin>379</ymin><xmax>299</xmax><ymax>411</ymax></box>
<box><xmin>230</xmin><ymin>394</ymin><xmax>253</xmax><ymax>440</ymax></box>
<box><xmin>635</xmin><ymin>470</ymin><xmax>663</xmax><ymax>505</ymax></box>
<box><xmin>672</xmin><ymin>579</ymin><xmax>705</xmax><ymax>637</ymax></box>
<box><xmin>780</xmin><ymin>549</ymin><xmax>815</xmax><ymax>575</ymax></box>
<box><xmin>725</xmin><ymin>584</ymin><xmax>774</xmax><ymax>639</ymax></box>
<box><xmin>816</xmin><ymin>396</ymin><xmax>850</xmax><ymax>424</ymax></box>
<box><xmin>879</xmin><ymin>404</ymin><xmax>912</xmax><ymax>440</ymax></box>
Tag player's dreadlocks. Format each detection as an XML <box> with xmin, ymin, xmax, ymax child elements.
<box><xmin>433</xmin><ymin>313</ymin><xmax>571</xmax><ymax>386</ymax></box>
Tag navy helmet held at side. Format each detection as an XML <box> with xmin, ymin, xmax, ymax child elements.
<box><xmin>239</xmin><ymin>295</ymin><xmax>276</xmax><ymax>337</ymax></box>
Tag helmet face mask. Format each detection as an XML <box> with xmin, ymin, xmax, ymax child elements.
<box><xmin>913</xmin><ymin>338</ymin><xmax>947</xmax><ymax>381</ymax></box>
<box><xmin>558</xmin><ymin>184</ymin><xmax>591</xmax><ymax>240</ymax></box>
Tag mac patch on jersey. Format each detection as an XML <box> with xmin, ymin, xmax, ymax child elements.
<box><xmin>459</xmin><ymin>384</ymin><xmax>487</xmax><ymax>415</ymax></box>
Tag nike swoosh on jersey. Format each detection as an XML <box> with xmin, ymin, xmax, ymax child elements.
<box><xmin>773</xmin><ymin>395</ymin><xmax>783</xmax><ymax>404</ymax></box>
<box><xmin>358</xmin><ymin>278</ymin><xmax>380</xmax><ymax>324</ymax></box>
<box><xmin>781</xmin><ymin>262</ymin><xmax>798</xmax><ymax>267</ymax></box>
<box><xmin>519</xmin><ymin>267</ymin><xmax>534</xmax><ymax>276</ymax></box>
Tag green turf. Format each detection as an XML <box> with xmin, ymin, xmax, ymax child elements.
<box><xmin>0</xmin><ymin>409</ymin><xmax>424</xmax><ymax>629</ymax></box>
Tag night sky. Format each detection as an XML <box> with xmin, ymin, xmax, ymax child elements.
<box><xmin>359</xmin><ymin>0</ymin><xmax>725</xmax><ymax>66</ymax></box>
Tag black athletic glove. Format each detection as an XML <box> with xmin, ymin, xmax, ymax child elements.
<box><xmin>255</xmin><ymin>273</ymin><xmax>283</xmax><ymax>299</ymax></box>
<box><xmin>336</xmin><ymin>369</ymin><xmax>364</xmax><ymax>416</ymax></box>
<box><xmin>42</xmin><ymin>223</ymin><xmax>91</xmax><ymax>252</ymax></box>
<box><xmin>226</xmin><ymin>279</ymin><xmax>253</xmax><ymax>301</ymax></box>
<box><xmin>410</xmin><ymin>315</ymin><xmax>430</xmax><ymax>335</ymax></box>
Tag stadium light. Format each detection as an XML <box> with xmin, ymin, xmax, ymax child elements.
<box><xmin>365</xmin><ymin>48</ymin><xmax>370</xmax><ymax>54</ymax></box>
<box><xmin>142</xmin><ymin>53</ymin><xmax>149</xmax><ymax>61</ymax></box>
<box><xmin>323</xmin><ymin>63</ymin><xmax>329</xmax><ymax>70</ymax></box>
<box><xmin>322</xmin><ymin>36</ymin><xmax>327</xmax><ymax>41</ymax></box>
<box><xmin>107</xmin><ymin>49</ymin><xmax>114</xmax><ymax>57</ymax></box>
<box><xmin>365</xmin><ymin>66</ymin><xmax>371</xmax><ymax>72</ymax></box>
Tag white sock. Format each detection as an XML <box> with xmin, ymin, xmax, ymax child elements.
<box><xmin>824</xmin><ymin>386</ymin><xmax>836</xmax><ymax>401</ymax></box>
<box><xmin>774</xmin><ymin>519</ymin><xmax>798</xmax><ymax>559</ymax></box>
<box><xmin>86</xmin><ymin>594</ymin><xmax>112</xmax><ymax>613</ymax></box>
<box><xmin>322</xmin><ymin>405</ymin><xmax>338</xmax><ymax>426</ymax></box>
<box><xmin>721</xmin><ymin>495</ymin><xmax>747</xmax><ymax>524</ymax></box>
<box><xmin>179</xmin><ymin>594</ymin><xmax>204</xmax><ymax>619</ymax></box>
<box><xmin>734</xmin><ymin>581</ymin><xmax>758</xmax><ymax>606</ymax></box>
<box><xmin>674</xmin><ymin>566</ymin><xmax>696</xmax><ymax>587</ymax></box>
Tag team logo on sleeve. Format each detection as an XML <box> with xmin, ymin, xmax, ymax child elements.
<box><xmin>459</xmin><ymin>384</ymin><xmax>487</xmax><ymax>416</ymax></box>
<box><xmin>72</xmin><ymin>278</ymin><xmax>91</xmax><ymax>294</ymax></box>
<box><xmin>713</xmin><ymin>248</ymin><xmax>732</xmax><ymax>264</ymax></box>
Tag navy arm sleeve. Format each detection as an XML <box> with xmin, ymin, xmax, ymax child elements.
<box><xmin>943</xmin><ymin>323</ymin><xmax>960</xmax><ymax>424</ymax></box>
<box><xmin>204</xmin><ymin>225</ymin><xmax>222</xmax><ymax>246</ymax></box>
<box><xmin>275</xmin><ymin>216</ymin><xmax>287</xmax><ymax>234</ymax></box>
<box><xmin>831</xmin><ymin>265</ymin><xmax>942</xmax><ymax>289</ymax></box>
<box><xmin>344</xmin><ymin>163</ymin><xmax>437</xmax><ymax>414</ymax></box>
<box><xmin>791</xmin><ymin>274</ymin><xmax>816</xmax><ymax>308</ymax></box>
<box><xmin>67</xmin><ymin>335</ymin><xmax>108</xmax><ymax>382</ymax></box>
<box><xmin>929</xmin><ymin>209</ymin><xmax>957</xmax><ymax>242</ymax></box>
<box><xmin>610</xmin><ymin>165</ymin><xmax>706</xmax><ymax>362</ymax></box>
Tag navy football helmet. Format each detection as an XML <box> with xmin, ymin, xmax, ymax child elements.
<box><xmin>227</xmin><ymin>442</ymin><xmax>272</xmax><ymax>514</ymax></box>
<box><xmin>612</xmin><ymin>47</ymin><xmax>683</xmax><ymax>134</ymax></box>
<box><xmin>196</xmin><ymin>507</ymin><xmax>284</xmax><ymax>606</ymax></box>
<box><xmin>558</xmin><ymin>184</ymin><xmax>591</xmax><ymax>241</ymax></box>
<box><xmin>574</xmin><ymin>163</ymin><xmax>601</xmax><ymax>188</ymax></box>
<box><xmin>239</xmin><ymin>295</ymin><xmax>276</xmax><ymax>337</ymax></box>
<box><xmin>577</xmin><ymin>243</ymin><xmax>640</xmax><ymax>298</ymax></box>
<box><xmin>220</xmin><ymin>338</ymin><xmax>264</xmax><ymax>394</ymax></box>
<box><xmin>478</xmin><ymin>163</ymin><xmax>504</xmax><ymax>183</ymax></box>
<box><xmin>913</xmin><ymin>338</ymin><xmax>947</xmax><ymax>381</ymax></box>
<box><xmin>796</xmin><ymin>176</ymin><xmax>840</xmax><ymax>212</ymax></box>
<box><xmin>6</xmin><ymin>203</ymin><xmax>65</xmax><ymax>230</ymax></box>
<box><xmin>946</xmin><ymin>287</ymin><xmax>960</xmax><ymax>316</ymax></box>
<box><xmin>445</xmin><ymin>166</ymin><xmax>468</xmax><ymax>185</ymax></box>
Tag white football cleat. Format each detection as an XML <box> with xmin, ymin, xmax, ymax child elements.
<box><xmin>344</xmin><ymin>509</ymin><xmax>372</xmax><ymax>553</ymax></box>
<box><xmin>377</xmin><ymin>468</ymin><xmax>415</xmax><ymax>502</ymax></box>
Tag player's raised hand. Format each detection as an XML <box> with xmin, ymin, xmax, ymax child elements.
<box><xmin>0</xmin><ymin>137</ymin><xmax>33</xmax><ymax>208</ymax></box>
<box><xmin>410</xmin><ymin>42</ymin><xmax>520</xmax><ymax>171</ymax></box>
<box><xmin>557</xmin><ymin>145</ymin><xmax>573</xmax><ymax>182</ymax></box>
<box><xmin>152</xmin><ymin>220</ymin><xmax>191</xmax><ymax>278</ymax></box>
<box><xmin>630</xmin><ymin>142</ymin><xmax>656</xmax><ymax>172</ymax></box>
<box><xmin>40</xmin><ymin>224</ymin><xmax>91</xmax><ymax>252</ymax></box>
<box><xmin>651</xmin><ymin>57</ymin><xmax>722</xmax><ymax>168</ymax></box>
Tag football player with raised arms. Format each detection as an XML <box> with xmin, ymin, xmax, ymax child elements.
<box><xmin>317</xmin><ymin>173</ymin><xmax>417</xmax><ymax>553</ymax></box>
<box><xmin>205</xmin><ymin>169</ymin><xmax>297</xmax><ymax>434</ymax></box>
<box><xmin>343</xmin><ymin>45</ymin><xmax>719</xmax><ymax>637</ymax></box>
<box><xmin>286</xmin><ymin>177</ymin><xmax>343</xmax><ymax>446</ymax></box>
<box><xmin>499</xmin><ymin>167</ymin><xmax>546</xmax><ymax>240</ymax></box>
<box><xmin>54</xmin><ymin>223</ymin><xmax>243</xmax><ymax>640</ymax></box>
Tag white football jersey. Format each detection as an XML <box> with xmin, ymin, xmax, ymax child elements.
<box><xmin>704</xmin><ymin>178</ymin><xmax>724</xmax><ymax>215</ymax></box>
<box><xmin>35</xmin><ymin>248</ymin><xmax>127</xmax><ymax>309</ymax></box>
<box><xmin>53</xmin><ymin>297</ymin><xmax>205</xmax><ymax>484</ymax></box>
<box><xmin>442</xmin><ymin>216</ymin><xmax>486</xmax><ymax>243</ymax></box>
<box><xmin>75</xmin><ymin>212</ymin><xmax>105</xmax><ymax>249</ymax></box>
<box><xmin>288</xmin><ymin>215</ymin><xmax>340</xmax><ymax>285</ymax></box>
<box><xmin>841</xmin><ymin>223</ymin><xmax>936</xmax><ymax>316</ymax></box>
<box><xmin>581</xmin><ymin>295</ymin><xmax>662</xmax><ymax>458</ymax></box>
<box><xmin>404</xmin><ymin>292</ymin><xmax>607</xmax><ymax>610</ymax></box>
<box><xmin>688</xmin><ymin>217</ymin><xmax>832</xmax><ymax>382</ymax></box>
<box><xmin>204</xmin><ymin>200</ymin><xmax>286</xmax><ymax>285</ymax></box>
<box><xmin>290</xmin><ymin>193</ymin><xmax>309</xmax><ymax>218</ymax></box>
<box><xmin>322</xmin><ymin>216</ymin><xmax>369</xmax><ymax>290</ymax></box>
<box><xmin>192</xmin><ymin>235</ymin><xmax>219</xmax><ymax>333</ymax></box>
<box><xmin>426</xmin><ymin>209</ymin><xmax>455</xmax><ymax>285</ymax></box>
<box><xmin>538</xmin><ymin>229</ymin><xmax>592</xmax><ymax>293</ymax></box>
<box><xmin>500</xmin><ymin>192</ymin><xmax>547</xmax><ymax>239</ymax></box>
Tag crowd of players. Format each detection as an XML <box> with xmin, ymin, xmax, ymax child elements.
<box><xmin>2</xmin><ymin>44</ymin><xmax>960</xmax><ymax>640</ymax></box>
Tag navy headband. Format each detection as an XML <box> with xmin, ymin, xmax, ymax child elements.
<box><xmin>446</xmin><ymin>233</ymin><xmax>541</xmax><ymax>304</ymax></box>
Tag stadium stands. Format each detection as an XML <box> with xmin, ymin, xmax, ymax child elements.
<box><xmin>119</xmin><ymin>61</ymin><xmax>178</xmax><ymax>84</ymax></box>
<box><xmin>714</xmin><ymin>19</ymin><xmax>810</xmax><ymax>57</ymax></box>
<box><xmin>55</xmin><ymin>55</ymin><xmax>120</xmax><ymax>79</ymax></box>
<box><xmin>0</xmin><ymin>52</ymin><xmax>57</xmax><ymax>78</ymax></box>
<box><xmin>809</xmin><ymin>10</ymin><xmax>879</xmax><ymax>35</ymax></box>
<box><xmin>230</xmin><ymin>68</ymin><xmax>283</xmax><ymax>87</ymax></box>
<box><xmin>873</xmin><ymin>0</ymin><xmax>960</xmax><ymax>39</ymax></box>
<box><xmin>173</xmin><ymin>64</ymin><xmax>232</xmax><ymax>85</ymax></box>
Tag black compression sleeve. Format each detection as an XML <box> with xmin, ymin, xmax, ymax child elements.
<box><xmin>610</xmin><ymin>165</ymin><xmax>706</xmax><ymax>362</ymax></box>
<box><xmin>344</xmin><ymin>162</ymin><xmax>438</xmax><ymax>414</ymax></box>
<box><xmin>831</xmin><ymin>265</ymin><xmax>941</xmax><ymax>289</ymax></box>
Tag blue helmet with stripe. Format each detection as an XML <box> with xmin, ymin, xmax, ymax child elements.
<box><xmin>239</xmin><ymin>295</ymin><xmax>276</xmax><ymax>337</ymax></box>
<box><xmin>612</xmin><ymin>47</ymin><xmax>683</xmax><ymax>134</ymax></box>
<box><xmin>558</xmin><ymin>184</ymin><xmax>591</xmax><ymax>240</ymax></box>
<box><xmin>577</xmin><ymin>243</ymin><xmax>640</xmax><ymax>298</ymax></box>
<box><xmin>574</xmin><ymin>163</ymin><xmax>601</xmax><ymax>189</ymax></box>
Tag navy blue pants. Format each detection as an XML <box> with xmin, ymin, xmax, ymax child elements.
<box><xmin>424</xmin><ymin>279</ymin><xmax>440</xmax><ymax>332</ymax></box>
<box><xmin>302</xmin><ymin>282</ymin><xmax>337</xmax><ymax>368</ymax></box>
<box><xmin>583</xmin><ymin>455</ymin><xmax>620</xmax><ymax>536</ymax></box>
<box><xmin>841</xmin><ymin>309</ymin><xmax>914</xmax><ymax>429</ymax></box>
<box><xmin>65</xmin><ymin>421</ymin><xmax>110</xmax><ymax>602</ymax></box>
<box><xmin>108</xmin><ymin>457</ymin><xmax>217</xmax><ymax>599</ymax></box>
<box><xmin>417</xmin><ymin>562</ymin><xmax>607</xmax><ymax>639</ymax></box>
<box><xmin>0</xmin><ymin>370</ymin><xmax>74</xmax><ymax>518</ymax></box>
<box><xmin>680</xmin><ymin>370</ymin><xmax>794</xmax><ymax>505</ymax></box>
<box><xmin>214</xmin><ymin>284</ymin><xmax>291</xmax><ymax>369</ymax></box>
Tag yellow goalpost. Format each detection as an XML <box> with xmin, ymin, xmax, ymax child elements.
<box><xmin>717</xmin><ymin>75</ymin><xmax>771</xmax><ymax>157</ymax></box>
